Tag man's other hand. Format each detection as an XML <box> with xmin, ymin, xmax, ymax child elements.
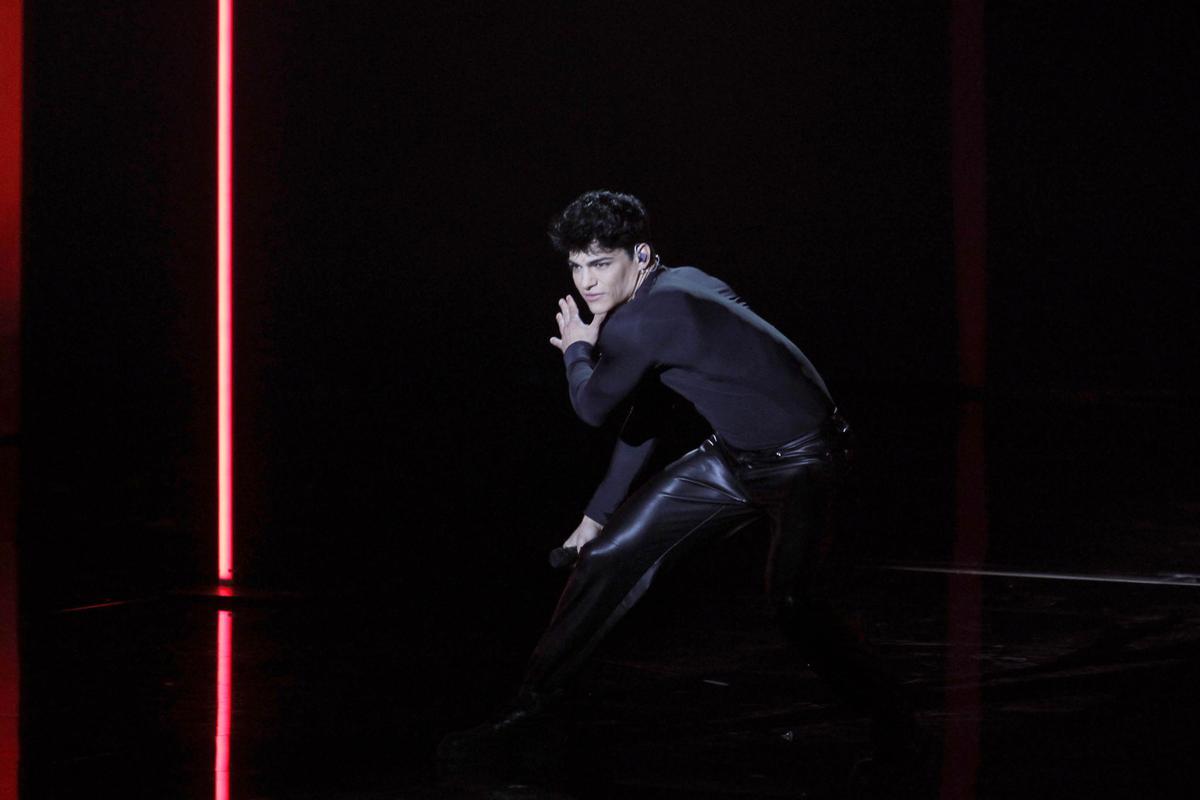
<box><xmin>550</xmin><ymin>295</ymin><xmax>606</xmax><ymax>353</ymax></box>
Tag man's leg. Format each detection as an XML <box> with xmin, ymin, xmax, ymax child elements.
<box><xmin>763</xmin><ymin>459</ymin><xmax>901</xmax><ymax>715</ymax></box>
<box><xmin>760</xmin><ymin>451</ymin><xmax>925</xmax><ymax>787</ymax></box>
<box><xmin>521</xmin><ymin>435</ymin><xmax>760</xmax><ymax>696</ymax></box>
<box><xmin>438</xmin><ymin>437</ymin><xmax>760</xmax><ymax>775</ymax></box>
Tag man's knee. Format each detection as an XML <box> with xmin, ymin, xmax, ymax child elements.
<box><xmin>573</xmin><ymin>536</ymin><xmax>623</xmax><ymax>579</ymax></box>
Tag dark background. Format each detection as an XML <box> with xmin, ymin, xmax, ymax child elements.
<box><xmin>18</xmin><ymin>1</ymin><xmax>1197</xmax><ymax>612</ymax></box>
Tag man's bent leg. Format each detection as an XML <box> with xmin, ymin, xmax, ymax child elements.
<box><xmin>764</xmin><ymin>459</ymin><xmax>900</xmax><ymax>714</ymax></box>
<box><xmin>521</xmin><ymin>436</ymin><xmax>759</xmax><ymax>696</ymax></box>
<box><xmin>761</xmin><ymin>452</ymin><xmax>925</xmax><ymax>785</ymax></box>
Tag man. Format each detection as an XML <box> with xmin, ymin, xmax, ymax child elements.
<box><xmin>440</xmin><ymin>190</ymin><xmax>917</xmax><ymax>785</ymax></box>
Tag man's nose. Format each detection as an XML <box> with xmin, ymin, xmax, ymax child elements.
<box><xmin>580</xmin><ymin>267</ymin><xmax>597</xmax><ymax>288</ymax></box>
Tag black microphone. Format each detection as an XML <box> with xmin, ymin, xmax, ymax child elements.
<box><xmin>548</xmin><ymin>546</ymin><xmax>579</xmax><ymax>570</ymax></box>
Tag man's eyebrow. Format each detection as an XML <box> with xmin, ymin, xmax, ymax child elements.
<box><xmin>567</xmin><ymin>256</ymin><xmax>614</xmax><ymax>268</ymax></box>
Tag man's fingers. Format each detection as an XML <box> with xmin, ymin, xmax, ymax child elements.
<box><xmin>562</xmin><ymin>529</ymin><xmax>595</xmax><ymax>551</ymax></box>
<box><xmin>555</xmin><ymin>295</ymin><xmax>603</xmax><ymax>349</ymax></box>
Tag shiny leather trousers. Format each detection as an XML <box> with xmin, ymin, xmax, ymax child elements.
<box><xmin>521</xmin><ymin>415</ymin><xmax>905</xmax><ymax>723</ymax></box>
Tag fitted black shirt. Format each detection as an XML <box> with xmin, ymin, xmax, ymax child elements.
<box><xmin>562</xmin><ymin>264</ymin><xmax>835</xmax><ymax>524</ymax></box>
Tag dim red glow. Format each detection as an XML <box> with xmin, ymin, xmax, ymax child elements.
<box><xmin>951</xmin><ymin>0</ymin><xmax>987</xmax><ymax>389</ymax></box>
<box><xmin>1</xmin><ymin>1</ymin><xmax>22</xmax><ymax>796</ymax></box>
<box><xmin>943</xmin><ymin>2</ymin><xmax>987</xmax><ymax>796</ymax></box>
<box><xmin>941</xmin><ymin>401</ymin><xmax>988</xmax><ymax>799</ymax></box>
<box><xmin>218</xmin><ymin>0</ymin><xmax>234</xmax><ymax>581</ymax></box>
<box><xmin>214</xmin><ymin>610</ymin><xmax>233</xmax><ymax>800</ymax></box>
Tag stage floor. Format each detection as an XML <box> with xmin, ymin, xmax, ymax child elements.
<box><xmin>15</xmin><ymin>396</ymin><xmax>1200</xmax><ymax>798</ymax></box>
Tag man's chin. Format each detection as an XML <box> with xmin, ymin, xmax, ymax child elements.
<box><xmin>586</xmin><ymin>300</ymin><xmax>614</xmax><ymax>315</ymax></box>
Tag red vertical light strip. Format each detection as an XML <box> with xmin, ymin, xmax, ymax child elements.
<box><xmin>951</xmin><ymin>0</ymin><xmax>987</xmax><ymax>388</ymax></box>
<box><xmin>0</xmin><ymin>1</ymin><xmax>22</xmax><ymax>796</ymax></box>
<box><xmin>943</xmin><ymin>1</ymin><xmax>988</xmax><ymax>797</ymax></box>
<box><xmin>217</xmin><ymin>0</ymin><xmax>234</xmax><ymax>581</ymax></box>
<box><xmin>214</xmin><ymin>610</ymin><xmax>233</xmax><ymax>800</ymax></box>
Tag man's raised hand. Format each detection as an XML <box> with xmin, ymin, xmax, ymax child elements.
<box><xmin>549</xmin><ymin>295</ymin><xmax>606</xmax><ymax>353</ymax></box>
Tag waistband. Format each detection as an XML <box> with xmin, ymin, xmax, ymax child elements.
<box><xmin>716</xmin><ymin>410</ymin><xmax>851</xmax><ymax>463</ymax></box>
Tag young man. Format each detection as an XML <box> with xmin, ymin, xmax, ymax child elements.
<box><xmin>440</xmin><ymin>190</ymin><xmax>917</xmax><ymax>782</ymax></box>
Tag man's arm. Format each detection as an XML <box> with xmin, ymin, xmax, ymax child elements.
<box><xmin>582</xmin><ymin>390</ymin><xmax>668</xmax><ymax>525</ymax></box>
<box><xmin>549</xmin><ymin>293</ymin><xmax>666</xmax><ymax>552</ymax></box>
<box><xmin>551</xmin><ymin>292</ymin><xmax>661</xmax><ymax>428</ymax></box>
<box><xmin>562</xmin><ymin>316</ymin><xmax>658</xmax><ymax>427</ymax></box>
<box><xmin>559</xmin><ymin>389</ymin><xmax>672</xmax><ymax>556</ymax></box>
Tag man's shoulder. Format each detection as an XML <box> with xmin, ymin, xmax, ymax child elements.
<box><xmin>646</xmin><ymin>265</ymin><xmax>722</xmax><ymax>299</ymax></box>
<box><xmin>655</xmin><ymin>264</ymin><xmax>719</xmax><ymax>288</ymax></box>
<box><xmin>646</xmin><ymin>265</ymin><xmax>739</xmax><ymax>311</ymax></box>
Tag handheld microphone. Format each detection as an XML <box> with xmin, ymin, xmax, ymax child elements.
<box><xmin>548</xmin><ymin>546</ymin><xmax>579</xmax><ymax>570</ymax></box>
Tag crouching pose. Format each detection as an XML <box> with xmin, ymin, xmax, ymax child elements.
<box><xmin>439</xmin><ymin>190</ymin><xmax>920</xmax><ymax>787</ymax></box>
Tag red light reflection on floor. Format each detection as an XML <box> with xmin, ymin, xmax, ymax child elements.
<box><xmin>942</xmin><ymin>401</ymin><xmax>988</xmax><ymax>798</ymax></box>
<box><xmin>0</xmin><ymin>541</ymin><xmax>17</xmax><ymax>800</ymax></box>
<box><xmin>215</xmin><ymin>610</ymin><xmax>233</xmax><ymax>800</ymax></box>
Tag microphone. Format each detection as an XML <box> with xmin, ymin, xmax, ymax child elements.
<box><xmin>548</xmin><ymin>546</ymin><xmax>579</xmax><ymax>570</ymax></box>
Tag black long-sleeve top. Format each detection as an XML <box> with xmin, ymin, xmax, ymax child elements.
<box><xmin>562</xmin><ymin>264</ymin><xmax>835</xmax><ymax>524</ymax></box>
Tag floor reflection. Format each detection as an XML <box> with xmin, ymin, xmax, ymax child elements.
<box><xmin>942</xmin><ymin>399</ymin><xmax>988</xmax><ymax>797</ymax></box>
<box><xmin>1</xmin><ymin>539</ymin><xmax>17</xmax><ymax>800</ymax></box>
<box><xmin>215</xmin><ymin>610</ymin><xmax>232</xmax><ymax>800</ymax></box>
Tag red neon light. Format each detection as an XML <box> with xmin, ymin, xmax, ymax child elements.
<box><xmin>1</xmin><ymin>1</ymin><xmax>22</xmax><ymax>796</ymax></box>
<box><xmin>218</xmin><ymin>0</ymin><xmax>234</xmax><ymax>581</ymax></box>
<box><xmin>214</xmin><ymin>610</ymin><xmax>233</xmax><ymax>800</ymax></box>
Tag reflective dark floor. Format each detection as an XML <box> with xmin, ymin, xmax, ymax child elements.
<box><xmin>12</xmin><ymin>396</ymin><xmax>1200</xmax><ymax>798</ymax></box>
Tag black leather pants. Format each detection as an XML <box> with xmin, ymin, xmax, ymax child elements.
<box><xmin>521</xmin><ymin>414</ymin><xmax>906</xmax><ymax>724</ymax></box>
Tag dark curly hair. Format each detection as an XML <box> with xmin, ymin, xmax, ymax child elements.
<box><xmin>547</xmin><ymin>190</ymin><xmax>652</xmax><ymax>256</ymax></box>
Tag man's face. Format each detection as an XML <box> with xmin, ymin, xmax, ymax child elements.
<box><xmin>568</xmin><ymin>243</ymin><xmax>643</xmax><ymax>316</ymax></box>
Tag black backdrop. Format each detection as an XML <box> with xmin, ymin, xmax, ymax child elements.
<box><xmin>19</xmin><ymin>2</ymin><xmax>1196</xmax><ymax>610</ymax></box>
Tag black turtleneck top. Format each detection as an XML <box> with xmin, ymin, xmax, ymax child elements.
<box><xmin>562</xmin><ymin>264</ymin><xmax>836</xmax><ymax>525</ymax></box>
